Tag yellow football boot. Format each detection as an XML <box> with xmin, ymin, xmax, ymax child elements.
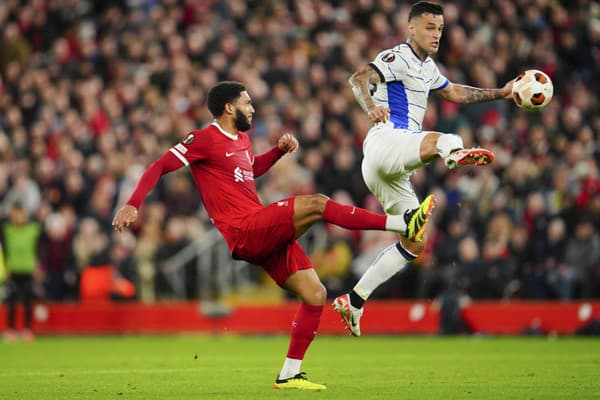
<box><xmin>273</xmin><ymin>372</ymin><xmax>326</xmax><ymax>391</ymax></box>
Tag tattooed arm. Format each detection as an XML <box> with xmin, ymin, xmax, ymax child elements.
<box><xmin>435</xmin><ymin>81</ymin><xmax>513</xmax><ymax>104</ymax></box>
<box><xmin>348</xmin><ymin>65</ymin><xmax>390</xmax><ymax>123</ymax></box>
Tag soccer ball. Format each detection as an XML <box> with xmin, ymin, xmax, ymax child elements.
<box><xmin>511</xmin><ymin>69</ymin><xmax>553</xmax><ymax>111</ymax></box>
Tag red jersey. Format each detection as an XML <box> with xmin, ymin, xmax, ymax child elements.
<box><xmin>127</xmin><ymin>122</ymin><xmax>284</xmax><ymax>250</ymax></box>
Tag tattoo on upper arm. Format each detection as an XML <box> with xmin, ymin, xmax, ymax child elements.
<box><xmin>349</xmin><ymin>66</ymin><xmax>380</xmax><ymax>113</ymax></box>
<box><xmin>366</xmin><ymin>66</ymin><xmax>381</xmax><ymax>85</ymax></box>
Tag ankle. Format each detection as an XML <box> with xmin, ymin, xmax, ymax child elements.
<box><xmin>349</xmin><ymin>290</ymin><xmax>365</xmax><ymax>309</ymax></box>
<box><xmin>436</xmin><ymin>133</ymin><xmax>464</xmax><ymax>159</ymax></box>
<box><xmin>385</xmin><ymin>214</ymin><xmax>407</xmax><ymax>233</ymax></box>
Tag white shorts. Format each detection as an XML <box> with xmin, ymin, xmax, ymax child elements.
<box><xmin>361</xmin><ymin>122</ymin><xmax>428</xmax><ymax>215</ymax></box>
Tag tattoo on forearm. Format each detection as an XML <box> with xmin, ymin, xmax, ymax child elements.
<box><xmin>462</xmin><ymin>86</ymin><xmax>503</xmax><ymax>103</ymax></box>
<box><xmin>351</xmin><ymin>82</ymin><xmax>374</xmax><ymax>114</ymax></box>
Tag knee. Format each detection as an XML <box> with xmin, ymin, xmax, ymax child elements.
<box><xmin>400</xmin><ymin>235</ymin><xmax>427</xmax><ymax>256</ymax></box>
<box><xmin>303</xmin><ymin>282</ymin><xmax>327</xmax><ymax>306</ymax></box>
<box><xmin>304</xmin><ymin>194</ymin><xmax>330</xmax><ymax>215</ymax></box>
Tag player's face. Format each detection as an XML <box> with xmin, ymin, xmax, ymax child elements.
<box><xmin>408</xmin><ymin>13</ymin><xmax>444</xmax><ymax>56</ymax></box>
<box><xmin>233</xmin><ymin>91</ymin><xmax>255</xmax><ymax>132</ymax></box>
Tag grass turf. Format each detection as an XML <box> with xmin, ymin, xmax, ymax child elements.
<box><xmin>1</xmin><ymin>335</ymin><xmax>599</xmax><ymax>399</ymax></box>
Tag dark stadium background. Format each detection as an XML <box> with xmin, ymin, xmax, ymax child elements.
<box><xmin>0</xmin><ymin>0</ymin><xmax>599</xmax><ymax>336</ymax></box>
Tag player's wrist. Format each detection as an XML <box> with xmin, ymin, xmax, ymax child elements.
<box><xmin>274</xmin><ymin>146</ymin><xmax>286</xmax><ymax>155</ymax></box>
<box><xmin>124</xmin><ymin>202</ymin><xmax>139</xmax><ymax>211</ymax></box>
<box><xmin>498</xmin><ymin>87</ymin><xmax>509</xmax><ymax>98</ymax></box>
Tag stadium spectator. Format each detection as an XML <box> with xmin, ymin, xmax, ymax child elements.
<box><xmin>38</xmin><ymin>212</ymin><xmax>78</xmax><ymax>301</ymax></box>
<box><xmin>109</xmin><ymin>231</ymin><xmax>139</xmax><ymax>299</ymax></box>
<box><xmin>154</xmin><ymin>216</ymin><xmax>195</xmax><ymax>300</ymax></box>
<box><xmin>563</xmin><ymin>217</ymin><xmax>600</xmax><ymax>298</ymax></box>
<box><xmin>1</xmin><ymin>202</ymin><xmax>41</xmax><ymax>342</ymax></box>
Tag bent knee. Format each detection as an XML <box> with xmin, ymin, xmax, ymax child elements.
<box><xmin>302</xmin><ymin>282</ymin><xmax>327</xmax><ymax>306</ymax></box>
<box><xmin>299</xmin><ymin>194</ymin><xmax>330</xmax><ymax>215</ymax></box>
<box><xmin>400</xmin><ymin>236</ymin><xmax>427</xmax><ymax>256</ymax></box>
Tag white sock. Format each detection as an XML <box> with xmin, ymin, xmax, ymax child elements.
<box><xmin>436</xmin><ymin>133</ymin><xmax>463</xmax><ymax>159</ymax></box>
<box><xmin>278</xmin><ymin>357</ymin><xmax>302</xmax><ymax>380</ymax></box>
<box><xmin>353</xmin><ymin>243</ymin><xmax>416</xmax><ymax>300</ymax></box>
<box><xmin>385</xmin><ymin>214</ymin><xmax>407</xmax><ymax>234</ymax></box>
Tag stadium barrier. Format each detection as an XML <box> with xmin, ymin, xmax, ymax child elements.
<box><xmin>1</xmin><ymin>301</ymin><xmax>599</xmax><ymax>335</ymax></box>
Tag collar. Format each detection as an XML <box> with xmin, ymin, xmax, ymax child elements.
<box><xmin>403</xmin><ymin>42</ymin><xmax>428</xmax><ymax>64</ymax></box>
<box><xmin>211</xmin><ymin>121</ymin><xmax>238</xmax><ymax>140</ymax></box>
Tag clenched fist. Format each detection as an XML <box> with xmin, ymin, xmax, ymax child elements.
<box><xmin>278</xmin><ymin>133</ymin><xmax>299</xmax><ymax>153</ymax></box>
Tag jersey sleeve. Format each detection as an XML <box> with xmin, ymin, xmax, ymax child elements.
<box><xmin>253</xmin><ymin>146</ymin><xmax>285</xmax><ymax>177</ymax></box>
<box><xmin>125</xmin><ymin>151</ymin><xmax>184</xmax><ymax>208</ymax></box>
<box><xmin>369</xmin><ymin>49</ymin><xmax>410</xmax><ymax>83</ymax></box>
<box><xmin>168</xmin><ymin>131</ymin><xmax>210</xmax><ymax>167</ymax></box>
<box><xmin>430</xmin><ymin>63</ymin><xmax>449</xmax><ymax>91</ymax></box>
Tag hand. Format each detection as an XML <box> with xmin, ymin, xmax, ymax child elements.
<box><xmin>368</xmin><ymin>105</ymin><xmax>390</xmax><ymax>123</ymax></box>
<box><xmin>112</xmin><ymin>205</ymin><xmax>138</xmax><ymax>231</ymax></box>
<box><xmin>278</xmin><ymin>133</ymin><xmax>299</xmax><ymax>153</ymax></box>
<box><xmin>501</xmin><ymin>79</ymin><xmax>514</xmax><ymax>99</ymax></box>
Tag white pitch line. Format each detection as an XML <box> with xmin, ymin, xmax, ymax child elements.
<box><xmin>0</xmin><ymin>368</ymin><xmax>200</xmax><ymax>377</ymax></box>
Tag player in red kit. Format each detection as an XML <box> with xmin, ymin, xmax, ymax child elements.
<box><xmin>113</xmin><ymin>81</ymin><xmax>433</xmax><ymax>390</ymax></box>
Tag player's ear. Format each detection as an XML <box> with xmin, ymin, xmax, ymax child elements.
<box><xmin>408</xmin><ymin>20</ymin><xmax>415</xmax><ymax>35</ymax></box>
<box><xmin>224</xmin><ymin>102</ymin><xmax>235</xmax><ymax>115</ymax></box>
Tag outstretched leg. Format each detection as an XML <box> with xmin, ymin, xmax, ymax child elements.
<box><xmin>291</xmin><ymin>194</ymin><xmax>407</xmax><ymax>238</ymax></box>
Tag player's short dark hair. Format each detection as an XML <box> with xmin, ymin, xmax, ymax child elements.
<box><xmin>408</xmin><ymin>1</ymin><xmax>444</xmax><ymax>21</ymax></box>
<box><xmin>207</xmin><ymin>81</ymin><xmax>246</xmax><ymax>117</ymax></box>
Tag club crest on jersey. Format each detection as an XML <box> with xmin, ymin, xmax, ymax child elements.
<box><xmin>182</xmin><ymin>134</ymin><xmax>195</xmax><ymax>145</ymax></box>
<box><xmin>381</xmin><ymin>52</ymin><xmax>395</xmax><ymax>63</ymax></box>
<box><xmin>234</xmin><ymin>166</ymin><xmax>254</xmax><ymax>183</ymax></box>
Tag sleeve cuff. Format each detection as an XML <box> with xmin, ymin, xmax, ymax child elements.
<box><xmin>368</xmin><ymin>62</ymin><xmax>385</xmax><ymax>83</ymax></box>
<box><xmin>431</xmin><ymin>79</ymin><xmax>449</xmax><ymax>91</ymax></box>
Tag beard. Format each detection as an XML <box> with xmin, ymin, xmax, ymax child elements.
<box><xmin>234</xmin><ymin>109</ymin><xmax>252</xmax><ymax>132</ymax></box>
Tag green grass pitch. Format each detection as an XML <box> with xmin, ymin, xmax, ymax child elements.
<box><xmin>1</xmin><ymin>335</ymin><xmax>599</xmax><ymax>399</ymax></box>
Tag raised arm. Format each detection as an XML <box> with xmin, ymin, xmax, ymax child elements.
<box><xmin>253</xmin><ymin>133</ymin><xmax>298</xmax><ymax>178</ymax></box>
<box><xmin>112</xmin><ymin>152</ymin><xmax>183</xmax><ymax>231</ymax></box>
<box><xmin>435</xmin><ymin>80</ymin><xmax>513</xmax><ymax>104</ymax></box>
<box><xmin>253</xmin><ymin>146</ymin><xmax>284</xmax><ymax>177</ymax></box>
<box><xmin>348</xmin><ymin>65</ymin><xmax>390</xmax><ymax>123</ymax></box>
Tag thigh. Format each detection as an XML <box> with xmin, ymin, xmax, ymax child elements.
<box><xmin>363</xmin><ymin>124</ymin><xmax>429</xmax><ymax>176</ymax></box>
<box><xmin>362</xmin><ymin>158</ymin><xmax>420</xmax><ymax>215</ymax></box>
<box><xmin>261</xmin><ymin>241</ymin><xmax>313</xmax><ymax>287</ymax></box>
<box><xmin>9</xmin><ymin>274</ymin><xmax>33</xmax><ymax>300</ymax></box>
<box><xmin>232</xmin><ymin>199</ymin><xmax>296</xmax><ymax>262</ymax></box>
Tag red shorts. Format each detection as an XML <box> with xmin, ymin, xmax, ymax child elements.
<box><xmin>231</xmin><ymin>197</ymin><xmax>312</xmax><ymax>286</ymax></box>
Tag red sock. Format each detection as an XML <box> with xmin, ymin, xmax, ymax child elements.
<box><xmin>286</xmin><ymin>304</ymin><xmax>323</xmax><ymax>360</ymax></box>
<box><xmin>322</xmin><ymin>200</ymin><xmax>387</xmax><ymax>230</ymax></box>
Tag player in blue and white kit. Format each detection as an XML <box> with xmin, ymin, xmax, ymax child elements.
<box><xmin>334</xmin><ymin>1</ymin><xmax>514</xmax><ymax>336</ymax></box>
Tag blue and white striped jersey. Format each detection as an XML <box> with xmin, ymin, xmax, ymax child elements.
<box><xmin>369</xmin><ymin>43</ymin><xmax>449</xmax><ymax>131</ymax></box>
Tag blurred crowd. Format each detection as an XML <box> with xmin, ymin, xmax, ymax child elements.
<box><xmin>0</xmin><ymin>0</ymin><xmax>599</xmax><ymax>305</ymax></box>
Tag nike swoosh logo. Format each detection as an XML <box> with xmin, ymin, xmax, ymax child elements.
<box><xmin>225</xmin><ymin>152</ymin><xmax>235</xmax><ymax>157</ymax></box>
